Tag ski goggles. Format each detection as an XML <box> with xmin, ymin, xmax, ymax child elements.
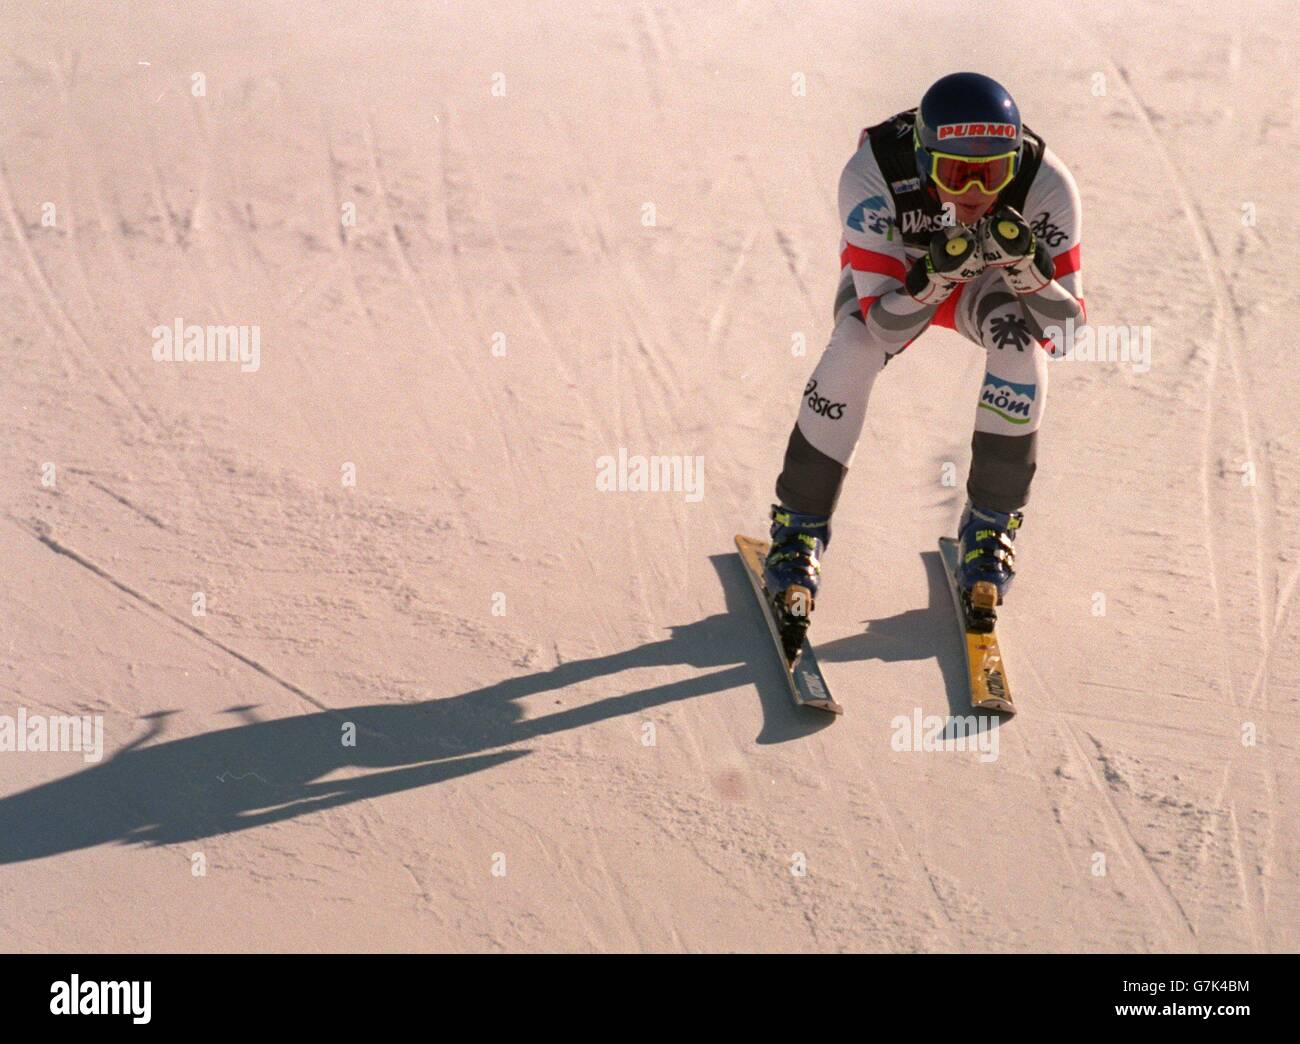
<box><xmin>923</xmin><ymin>149</ymin><xmax>1019</xmax><ymax>195</ymax></box>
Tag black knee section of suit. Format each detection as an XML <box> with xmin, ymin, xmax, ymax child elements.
<box><xmin>967</xmin><ymin>430</ymin><xmax>1037</xmax><ymax>512</ymax></box>
<box><xmin>775</xmin><ymin>423</ymin><xmax>847</xmax><ymax>517</ymax></box>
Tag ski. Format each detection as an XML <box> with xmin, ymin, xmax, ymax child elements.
<box><xmin>938</xmin><ymin>537</ymin><xmax>1016</xmax><ymax>715</ymax></box>
<box><xmin>735</xmin><ymin>535</ymin><xmax>843</xmax><ymax>714</ymax></box>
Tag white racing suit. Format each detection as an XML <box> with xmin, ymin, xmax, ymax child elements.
<box><xmin>776</xmin><ymin>111</ymin><xmax>1085</xmax><ymax>517</ymax></box>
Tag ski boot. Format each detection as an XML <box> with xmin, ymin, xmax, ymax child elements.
<box><xmin>956</xmin><ymin>502</ymin><xmax>1023</xmax><ymax>634</ymax></box>
<box><xmin>762</xmin><ymin>505</ymin><xmax>830</xmax><ymax>663</ymax></box>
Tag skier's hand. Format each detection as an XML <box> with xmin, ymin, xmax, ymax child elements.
<box><xmin>980</xmin><ymin>206</ymin><xmax>1034</xmax><ymax>266</ymax></box>
<box><xmin>981</xmin><ymin>206</ymin><xmax>1053</xmax><ymax>294</ymax></box>
<box><xmin>904</xmin><ymin>225</ymin><xmax>985</xmax><ymax>305</ymax></box>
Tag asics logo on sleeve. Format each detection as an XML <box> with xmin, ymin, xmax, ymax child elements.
<box><xmin>1030</xmin><ymin>211</ymin><xmax>1068</xmax><ymax>247</ymax></box>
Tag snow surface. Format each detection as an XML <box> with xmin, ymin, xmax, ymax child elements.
<box><xmin>0</xmin><ymin>0</ymin><xmax>1296</xmax><ymax>952</ymax></box>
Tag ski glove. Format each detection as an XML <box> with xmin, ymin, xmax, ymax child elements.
<box><xmin>904</xmin><ymin>224</ymin><xmax>986</xmax><ymax>305</ymax></box>
<box><xmin>981</xmin><ymin>206</ymin><xmax>1054</xmax><ymax>295</ymax></box>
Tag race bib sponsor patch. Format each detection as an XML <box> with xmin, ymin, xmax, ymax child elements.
<box><xmin>847</xmin><ymin>194</ymin><xmax>890</xmax><ymax>234</ymax></box>
<box><xmin>898</xmin><ymin>208</ymin><xmax>954</xmax><ymax>235</ymax></box>
<box><xmin>936</xmin><ymin>122</ymin><xmax>1017</xmax><ymax>140</ymax></box>
<box><xmin>978</xmin><ymin>375</ymin><xmax>1036</xmax><ymax>424</ymax></box>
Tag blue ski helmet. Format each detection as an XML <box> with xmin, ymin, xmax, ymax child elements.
<box><xmin>914</xmin><ymin>72</ymin><xmax>1022</xmax><ymax>187</ymax></box>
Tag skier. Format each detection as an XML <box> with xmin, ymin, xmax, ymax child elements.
<box><xmin>763</xmin><ymin>72</ymin><xmax>1084</xmax><ymax>659</ymax></box>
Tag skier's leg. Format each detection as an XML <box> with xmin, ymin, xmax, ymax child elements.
<box><xmin>950</xmin><ymin>273</ymin><xmax>1049</xmax><ymax>603</ymax></box>
<box><xmin>763</xmin><ymin>282</ymin><xmax>897</xmax><ymax>650</ymax></box>
<box><xmin>774</xmin><ymin>294</ymin><xmax>893</xmax><ymax>516</ymax></box>
<box><xmin>955</xmin><ymin>273</ymin><xmax>1048</xmax><ymax>512</ymax></box>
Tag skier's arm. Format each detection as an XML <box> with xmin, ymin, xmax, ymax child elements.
<box><xmin>988</xmin><ymin>148</ymin><xmax>1085</xmax><ymax>336</ymax></box>
<box><xmin>839</xmin><ymin>156</ymin><xmax>989</xmax><ymax>346</ymax></box>
<box><xmin>838</xmin><ymin>159</ymin><xmax>938</xmax><ymax>346</ymax></box>
<box><xmin>861</xmin><ymin>265</ymin><xmax>942</xmax><ymax>347</ymax></box>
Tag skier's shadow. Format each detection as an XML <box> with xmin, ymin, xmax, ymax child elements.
<box><xmin>0</xmin><ymin>554</ymin><xmax>824</xmax><ymax>865</ymax></box>
<box><xmin>817</xmin><ymin>550</ymin><xmax>1000</xmax><ymax>723</ymax></box>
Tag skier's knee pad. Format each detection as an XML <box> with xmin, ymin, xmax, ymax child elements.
<box><xmin>775</xmin><ymin>423</ymin><xmax>846</xmax><ymax>516</ymax></box>
<box><xmin>967</xmin><ymin>430</ymin><xmax>1037</xmax><ymax>512</ymax></box>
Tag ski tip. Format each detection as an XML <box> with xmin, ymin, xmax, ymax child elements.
<box><xmin>973</xmin><ymin>697</ymin><xmax>1016</xmax><ymax>716</ymax></box>
<box><xmin>804</xmin><ymin>697</ymin><xmax>844</xmax><ymax>715</ymax></box>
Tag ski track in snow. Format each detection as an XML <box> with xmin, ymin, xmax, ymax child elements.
<box><xmin>1097</xmin><ymin>48</ymin><xmax>1280</xmax><ymax>953</ymax></box>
